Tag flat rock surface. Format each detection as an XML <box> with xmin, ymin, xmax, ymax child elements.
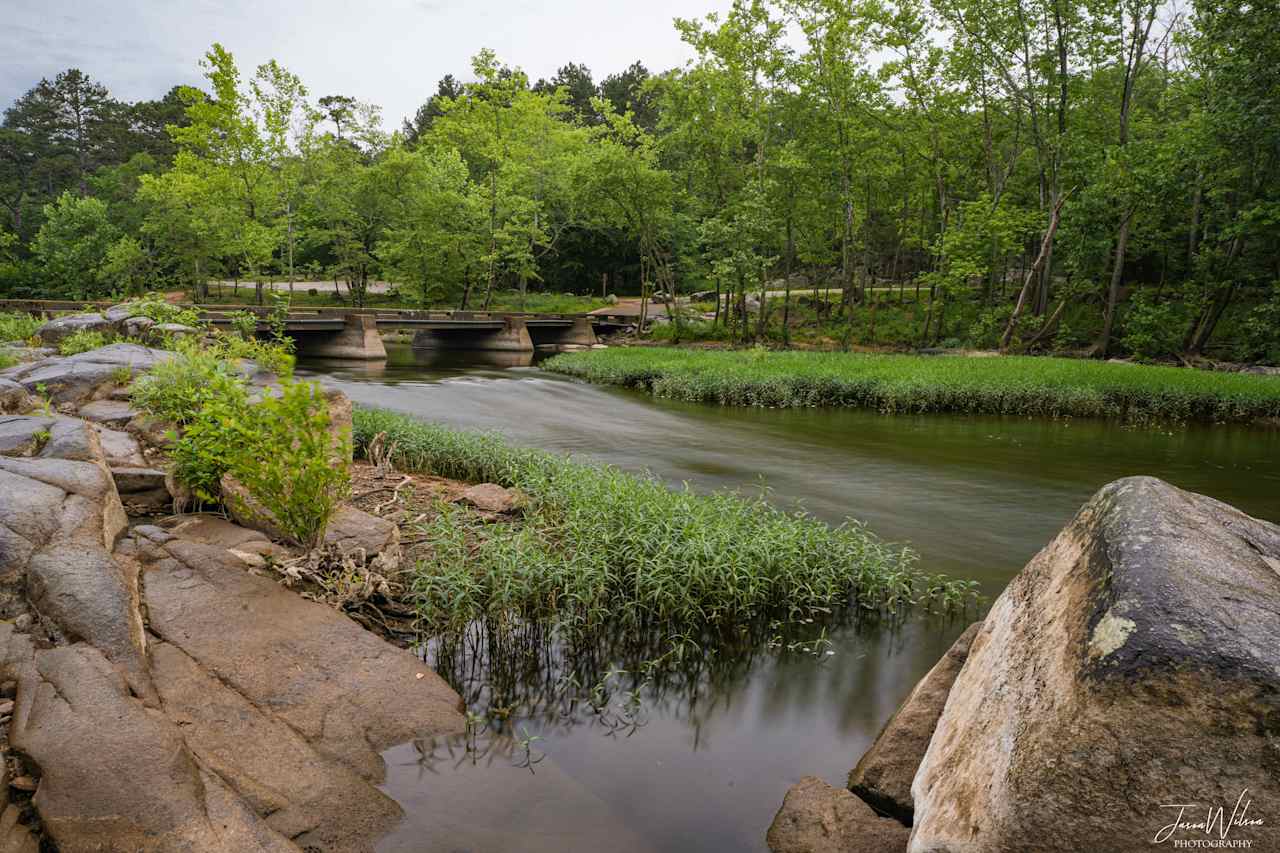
<box><xmin>151</xmin><ymin>642</ymin><xmax>402</xmax><ymax>851</ymax></box>
<box><xmin>9</xmin><ymin>643</ymin><xmax>298</xmax><ymax>853</ymax></box>
<box><xmin>77</xmin><ymin>398</ymin><xmax>138</xmax><ymax>426</ymax></box>
<box><xmin>911</xmin><ymin>477</ymin><xmax>1280</xmax><ymax>853</ymax></box>
<box><xmin>138</xmin><ymin>528</ymin><xmax>465</xmax><ymax>781</ymax></box>
<box><xmin>0</xmin><ymin>416</ymin><xmax>55</xmax><ymax>456</ymax></box>
<box><xmin>848</xmin><ymin>622</ymin><xmax>980</xmax><ymax>825</ymax></box>
<box><xmin>2</xmin><ymin>344</ymin><xmax>171</xmax><ymax>405</ymax></box>
<box><xmin>93</xmin><ymin>424</ymin><xmax>145</xmax><ymax>467</ymax></box>
<box><xmin>767</xmin><ymin>776</ymin><xmax>909</xmax><ymax>853</ymax></box>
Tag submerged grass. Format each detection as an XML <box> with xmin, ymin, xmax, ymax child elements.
<box><xmin>354</xmin><ymin>408</ymin><xmax>975</xmax><ymax>634</ymax></box>
<box><xmin>544</xmin><ymin>347</ymin><xmax>1280</xmax><ymax>424</ymax></box>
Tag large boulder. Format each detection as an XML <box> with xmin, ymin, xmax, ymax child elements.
<box><xmin>910</xmin><ymin>477</ymin><xmax>1280</xmax><ymax>853</ymax></box>
<box><xmin>1</xmin><ymin>344</ymin><xmax>172</xmax><ymax>405</ymax></box>
<box><xmin>768</xmin><ymin>776</ymin><xmax>910</xmax><ymax>853</ymax></box>
<box><xmin>849</xmin><ymin>622</ymin><xmax>980</xmax><ymax>825</ymax></box>
<box><xmin>34</xmin><ymin>313</ymin><xmax>111</xmax><ymax>346</ymax></box>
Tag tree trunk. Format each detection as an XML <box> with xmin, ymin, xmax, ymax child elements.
<box><xmin>1096</xmin><ymin>211</ymin><xmax>1133</xmax><ymax>357</ymax></box>
<box><xmin>1001</xmin><ymin>190</ymin><xmax>1071</xmax><ymax>350</ymax></box>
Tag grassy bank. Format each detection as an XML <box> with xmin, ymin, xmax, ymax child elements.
<box><xmin>543</xmin><ymin>347</ymin><xmax>1280</xmax><ymax>424</ymax></box>
<box><xmin>353</xmin><ymin>408</ymin><xmax>975</xmax><ymax>633</ymax></box>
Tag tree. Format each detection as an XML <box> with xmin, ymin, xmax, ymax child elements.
<box><xmin>32</xmin><ymin>191</ymin><xmax>119</xmax><ymax>297</ymax></box>
<box><xmin>402</xmin><ymin>75</ymin><xmax>465</xmax><ymax>145</ymax></box>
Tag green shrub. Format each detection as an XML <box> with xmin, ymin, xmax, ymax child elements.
<box><xmin>0</xmin><ymin>312</ymin><xmax>41</xmax><ymax>344</ymax></box>
<box><xmin>1235</xmin><ymin>290</ymin><xmax>1280</xmax><ymax>365</ymax></box>
<box><xmin>1120</xmin><ymin>293</ymin><xmax>1186</xmax><ymax>362</ymax></box>
<box><xmin>170</xmin><ymin>386</ymin><xmax>253</xmax><ymax>502</ymax></box>
<box><xmin>115</xmin><ymin>294</ymin><xmax>203</xmax><ymax>328</ymax></box>
<box><xmin>219</xmin><ymin>335</ymin><xmax>295</xmax><ymax>378</ymax></box>
<box><xmin>58</xmin><ymin>329</ymin><xmax>113</xmax><ymax>355</ymax></box>
<box><xmin>226</xmin><ymin>380</ymin><xmax>350</xmax><ymax>546</ymax></box>
<box><xmin>229</xmin><ymin>310</ymin><xmax>259</xmax><ymax>340</ymax></box>
<box><xmin>133</xmin><ymin>341</ymin><xmax>340</xmax><ymax>538</ymax></box>
<box><xmin>130</xmin><ymin>341</ymin><xmax>247</xmax><ymax>424</ymax></box>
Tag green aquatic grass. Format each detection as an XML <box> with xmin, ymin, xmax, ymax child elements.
<box><xmin>354</xmin><ymin>408</ymin><xmax>974</xmax><ymax>633</ymax></box>
<box><xmin>543</xmin><ymin>347</ymin><xmax>1280</xmax><ymax>424</ymax></box>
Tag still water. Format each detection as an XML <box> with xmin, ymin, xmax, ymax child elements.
<box><xmin>301</xmin><ymin>346</ymin><xmax>1280</xmax><ymax>853</ymax></box>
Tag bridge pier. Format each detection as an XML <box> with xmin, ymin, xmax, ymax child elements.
<box><xmin>294</xmin><ymin>314</ymin><xmax>387</xmax><ymax>361</ymax></box>
<box><xmin>411</xmin><ymin>316</ymin><xmax>535</xmax><ymax>353</ymax></box>
<box><xmin>529</xmin><ymin>316</ymin><xmax>598</xmax><ymax>349</ymax></box>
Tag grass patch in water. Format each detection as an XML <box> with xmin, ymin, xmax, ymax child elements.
<box><xmin>543</xmin><ymin>347</ymin><xmax>1280</xmax><ymax>424</ymax></box>
<box><xmin>354</xmin><ymin>407</ymin><xmax>975</xmax><ymax>634</ymax></box>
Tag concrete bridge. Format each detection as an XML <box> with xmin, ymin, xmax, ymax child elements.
<box><xmin>0</xmin><ymin>300</ymin><xmax>634</xmax><ymax>360</ymax></box>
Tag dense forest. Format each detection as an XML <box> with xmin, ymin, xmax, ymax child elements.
<box><xmin>1</xmin><ymin>0</ymin><xmax>1277</xmax><ymax>361</ymax></box>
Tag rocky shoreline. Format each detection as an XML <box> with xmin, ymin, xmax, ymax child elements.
<box><xmin>769</xmin><ymin>476</ymin><xmax>1280</xmax><ymax>852</ymax></box>
<box><xmin>0</xmin><ymin>313</ymin><xmax>469</xmax><ymax>851</ymax></box>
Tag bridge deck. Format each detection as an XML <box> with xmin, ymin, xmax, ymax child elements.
<box><xmin>0</xmin><ymin>299</ymin><xmax>636</xmax><ymax>329</ymax></box>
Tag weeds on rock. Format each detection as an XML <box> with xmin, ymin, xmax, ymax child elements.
<box><xmin>58</xmin><ymin>329</ymin><xmax>112</xmax><ymax>355</ymax></box>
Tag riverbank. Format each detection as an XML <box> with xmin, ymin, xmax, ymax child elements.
<box><xmin>544</xmin><ymin>346</ymin><xmax>1280</xmax><ymax>424</ymax></box>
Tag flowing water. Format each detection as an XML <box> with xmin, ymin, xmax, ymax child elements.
<box><xmin>300</xmin><ymin>346</ymin><xmax>1280</xmax><ymax>853</ymax></box>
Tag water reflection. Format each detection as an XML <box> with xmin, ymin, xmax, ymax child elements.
<box><xmin>375</xmin><ymin>610</ymin><xmax>972</xmax><ymax>852</ymax></box>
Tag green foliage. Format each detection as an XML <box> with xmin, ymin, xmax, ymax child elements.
<box><xmin>1234</xmin><ymin>287</ymin><xmax>1280</xmax><ymax>365</ymax></box>
<box><xmin>130</xmin><ymin>340</ymin><xmax>247</xmax><ymax>424</ymax></box>
<box><xmin>545</xmin><ymin>347</ymin><xmax>1280</xmax><ymax>424</ymax></box>
<box><xmin>0</xmin><ymin>312</ymin><xmax>41</xmax><ymax>344</ymax></box>
<box><xmin>228</xmin><ymin>310</ymin><xmax>258</xmax><ymax>340</ymax></box>
<box><xmin>1119</xmin><ymin>292</ymin><xmax>1188</xmax><ymax>362</ymax></box>
<box><xmin>115</xmin><ymin>293</ymin><xmax>203</xmax><ymax>327</ymax></box>
<box><xmin>102</xmin><ymin>236</ymin><xmax>150</xmax><ymax>296</ymax></box>
<box><xmin>226</xmin><ymin>380</ymin><xmax>351</xmax><ymax>546</ymax></box>
<box><xmin>132</xmin><ymin>341</ymin><xmax>325</xmax><ymax>531</ymax></box>
<box><xmin>354</xmin><ymin>408</ymin><xmax>975</xmax><ymax>633</ymax></box>
<box><xmin>58</xmin><ymin>329</ymin><xmax>113</xmax><ymax>355</ymax></box>
<box><xmin>265</xmin><ymin>291</ymin><xmax>293</xmax><ymax>350</ymax></box>
<box><xmin>170</xmin><ymin>383</ymin><xmax>253</xmax><ymax>502</ymax></box>
<box><xmin>32</xmin><ymin>192</ymin><xmax>120</xmax><ymax>298</ymax></box>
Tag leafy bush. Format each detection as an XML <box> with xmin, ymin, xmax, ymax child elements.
<box><xmin>59</xmin><ymin>329</ymin><xmax>113</xmax><ymax>355</ymax></box>
<box><xmin>170</xmin><ymin>385</ymin><xmax>253</xmax><ymax>502</ymax></box>
<box><xmin>229</xmin><ymin>310</ymin><xmax>259</xmax><ymax>340</ymax></box>
<box><xmin>219</xmin><ymin>334</ymin><xmax>295</xmax><ymax>378</ymax></box>
<box><xmin>115</xmin><ymin>293</ymin><xmax>203</xmax><ymax>328</ymax></box>
<box><xmin>132</xmin><ymin>341</ymin><xmax>338</xmax><ymax>538</ymax></box>
<box><xmin>1235</xmin><ymin>290</ymin><xmax>1280</xmax><ymax>365</ymax></box>
<box><xmin>1120</xmin><ymin>292</ymin><xmax>1186</xmax><ymax>362</ymax></box>
<box><xmin>0</xmin><ymin>312</ymin><xmax>42</xmax><ymax>344</ymax></box>
<box><xmin>130</xmin><ymin>341</ymin><xmax>247</xmax><ymax>424</ymax></box>
<box><xmin>225</xmin><ymin>380</ymin><xmax>351</xmax><ymax>546</ymax></box>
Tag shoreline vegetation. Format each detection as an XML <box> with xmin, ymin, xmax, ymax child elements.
<box><xmin>543</xmin><ymin>347</ymin><xmax>1280</xmax><ymax>425</ymax></box>
<box><xmin>352</xmin><ymin>407</ymin><xmax>978</xmax><ymax>634</ymax></box>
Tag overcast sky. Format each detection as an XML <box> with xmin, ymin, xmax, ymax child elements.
<box><xmin>2</xmin><ymin>0</ymin><xmax>736</xmax><ymax>127</ymax></box>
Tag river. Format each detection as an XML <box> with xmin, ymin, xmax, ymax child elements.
<box><xmin>300</xmin><ymin>345</ymin><xmax>1280</xmax><ymax>853</ymax></box>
